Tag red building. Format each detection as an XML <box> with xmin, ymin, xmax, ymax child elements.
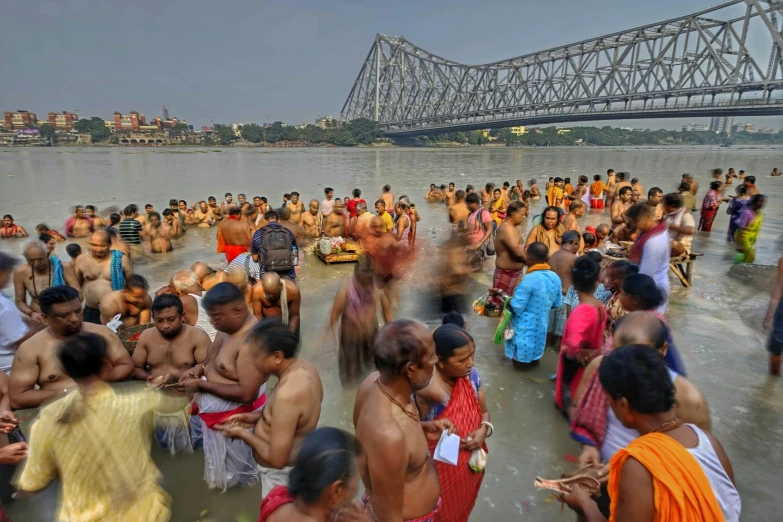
<box><xmin>3</xmin><ymin>111</ymin><xmax>38</xmax><ymax>129</ymax></box>
<box><xmin>47</xmin><ymin>111</ymin><xmax>78</xmax><ymax>130</ymax></box>
<box><xmin>113</xmin><ymin>111</ymin><xmax>147</xmax><ymax>132</ymax></box>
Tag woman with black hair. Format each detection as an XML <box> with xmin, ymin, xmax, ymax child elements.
<box><xmin>619</xmin><ymin>274</ymin><xmax>686</xmax><ymax>376</ymax></box>
<box><xmin>414</xmin><ymin>324</ymin><xmax>491</xmax><ymax>522</ymax></box>
<box><xmin>259</xmin><ymin>427</ymin><xmax>364</xmax><ymax>522</ymax></box>
<box><xmin>555</xmin><ymin>256</ymin><xmax>607</xmax><ymax>413</ymax></box>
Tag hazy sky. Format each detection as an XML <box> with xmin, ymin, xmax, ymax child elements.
<box><xmin>2</xmin><ymin>0</ymin><xmax>781</xmax><ymax>130</ymax></box>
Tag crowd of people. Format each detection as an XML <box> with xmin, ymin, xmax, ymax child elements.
<box><xmin>0</xmin><ymin>166</ymin><xmax>777</xmax><ymax>522</ymax></box>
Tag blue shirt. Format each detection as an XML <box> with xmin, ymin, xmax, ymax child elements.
<box><xmin>250</xmin><ymin>222</ymin><xmax>298</xmax><ymax>280</ymax></box>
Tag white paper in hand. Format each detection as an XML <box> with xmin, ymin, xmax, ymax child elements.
<box><xmin>433</xmin><ymin>430</ymin><xmax>460</xmax><ymax>466</ymax></box>
<box><xmin>106</xmin><ymin>314</ymin><xmax>123</xmax><ymax>333</ymax></box>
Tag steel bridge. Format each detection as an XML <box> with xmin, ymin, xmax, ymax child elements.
<box><xmin>341</xmin><ymin>0</ymin><xmax>783</xmax><ymax>136</ymax></box>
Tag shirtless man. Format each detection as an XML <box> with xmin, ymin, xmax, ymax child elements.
<box><xmin>425</xmin><ymin>184</ymin><xmax>438</xmax><ymax>201</ymax></box>
<box><xmin>99</xmin><ymin>274</ymin><xmax>152</xmax><ymax>329</ymax></box>
<box><xmin>569</xmin><ymin>175</ymin><xmax>589</xmax><ymax>205</ymax></box>
<box><xmin>129</xmin><ymin>204</ymin><xmax>148</xmax><ymax>227</ymax></box>
<box><xmin>193</xmin><ymin>201</ymin><xmax>215</xmax><ymax>228</ymax></box>
<box><xmin>563</xmin><ymin>200</ymin><xmax>586</xmax><ymax>251</ymax></box>
<box><xmin>548</xmin><ymin>230</ymin><xmax>580</xmax><ymax>345</ymax></box>
<box><xmin>192</xmin><ymin>262</ymin><xmax>226</xmax><ymax>291</ymax></box>
<box><xmin>251</xmin><ymin>273</ymin><xmax>301</xmax><ymax>335</ymax></box>
<box><xmin>14</xmin><ymin>240</ymin><xmax>80</xmax><ymax>324</ymax></box>
<box><xmin>9</xmin><ymin>285</ymin><xmax>134</xmax><ymax>409</ymax></box>
<box><xmin>500</xmin><ymin>181</ymin><xmax>512</xmax><ymax>205</ymax></box>
<box><xmin>631</xmin><ymin>178</ymin><xmax>644</xmax><ymax>199</ymax></box>
<box><xmin>277</xmin><ymin>206</ymin><xmax>302</xmax><ymax>243</ymax></box>
<box><xmin>286</xmin><ymin>192</ymin><xmax>305</xmax><ymax>225</ymax></box>
<box><xmin>324</xmin><ymin>200</ymin><xmax>347</xmax><ymax>238</ymax></box>
<box><xmin>612</xmin><ymin>172</ymin><xmax>632</xmax><ymax>202</ymax></box>
<box><xmin>216</xmin><ymin>207</ymin><xmax>250</xmax><ymax>263</ymax></box>
<box><xmin>479</xmin><ymin>183</ymin><xmax>494</xmax><ymax>208</ymax></box>
<box><xmin>646</xmin><ymin>187</ymin><xmax>664</xmax><ymax>221</ymax></box>
<box><xmin>169</xmin><ymin>270</ymin><xmax>218</xmax><ymax>341</ymax></box>
<box><xmin>300</xmin><ymin>200</ymin><xmax>323</xmax><ymax>243</ymax></box>
<box><xmin>84</xmin><ymin>205</ymin><xmax>107</xmax><ymax>228</ymax></box>
<box><xmin>74</xmin><ymin>230</ymin><xmax>133</xmax><ymax>324</ymax></box>
<box><xmin>176</xmin><ymin>283</ymin><xmax>266</xmax><ymax>490</ymax></box>
<box><xmin>492</xmin><ymin>202</ymin><xmax>527</xmax><ymax>303</ymax></box>
<box><xmin>162</xmin><ymin>209</ymin><xmax>184</xmax><ymax>238</ymax></box>
<box><xmin>604</xmin><ymin>169</ymin><xmax>616</xmax><ymax>206</ymax></box>
<box><xmin>443</xmin><ymin>183</ymin><xmax>456</xmax><ymax>206</ymax></box>
<box><xmin>64</xmin><ymin>206</ymin><xmax>94</xmax><ymax>238</ymax></box>
<box><xmin>379</xmin><ymin>184</ymin><xmax>396</xmax><ymax>214</ymax></box>
<box><xmin>208</xmin><ymin>196</ymin><xmax>224</xmax><ymax>221</ymax></box>
<box><xmin>221</xmin><ymin>193</ymin><xmax>238</xmax><ymax>214</ymax></box>
<box><xmin>448</xmin><ymin>190</ymin><xmax>470</xmax><ymax>233</ymax></box>
<box><xmin>611</xmin><ymin>186</ymin><xmax>633</xmax><ymax>225</ymax></box>
<box><xmin>353</xmin><ymin>320</ymin><xmax>453</xmax><ymax>522</ymax></box>
<box><xmin>595</xmin><ymin>223</ymin><xmax>611</xmax><ymax>244</ymax></box>
<box><xmin>132</xmin><ymin>294</ymin><xmax>210</xmax><ymax>386</ymax></box>
<box><xmin>219</xmin><ymin>319</ymin><xmax>323</xmax><ymax>498</ymax></box>
<box><xmin>142</xmin><ymin>212</ymin><xmax>173</xmax><ymax>253</ymax></box>
<box><xmin>529</xmin><ymin>179</ymin><xmax>541</xmax><ymax>199</ymax></box>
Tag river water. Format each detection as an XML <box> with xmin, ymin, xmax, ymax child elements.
<box><xmin>1</xmin><ymin>145</ymin><xmax>782</xmax><ymax>521</ymax></box>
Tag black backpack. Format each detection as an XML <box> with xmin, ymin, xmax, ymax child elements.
<box><xmin>261</xmin><ymin>226</ymin><xmax>293</xmax><ymax>271</ymax></box>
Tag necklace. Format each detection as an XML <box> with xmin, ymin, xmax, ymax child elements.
<box><xmin>375</xmin><ymin>379</ymin><xmax>419</xmax><ymax>421</ymax></box>
<box><xmin>650</xmin><ymin>417</ymin><xmax>683</xmax><ymax>434</ymax></box>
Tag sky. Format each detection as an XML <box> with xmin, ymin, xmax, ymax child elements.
<box><xmin>2</xmin><ymin>0</ymin><xmax>781</xmax><ymax>131</ymax></box>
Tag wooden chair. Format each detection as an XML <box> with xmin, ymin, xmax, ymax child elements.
<box><xmin>670</xmin><ymin>252</ymin><xmax>703</xmax><ymax>288</ymax></box>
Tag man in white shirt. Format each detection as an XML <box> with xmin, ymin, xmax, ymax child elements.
<box><xmin>0</xmin><ymin>252</ymin><xmax>35</xmax><ymax>373</ymax></box>
<box><xmin>321</xmin><ymin>187</ymin><xmax>335</xmax><ymax>216</ymax></box>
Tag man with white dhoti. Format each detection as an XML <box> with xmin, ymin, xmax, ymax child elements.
<box><xmin>177</xmin><ymin>283</ymin><xmax>268</xmax><ymax>490</ymax></box>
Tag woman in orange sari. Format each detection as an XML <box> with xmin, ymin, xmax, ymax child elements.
<box><xmin>414</xmin><ymin>325</ymin><xmax>491</xmax><ymax>522</ymax></box>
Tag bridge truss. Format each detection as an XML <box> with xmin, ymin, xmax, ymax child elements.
<box><xmin>341</xmin><ymin>0</ymin><xmax>783</xmax><ymax>136</ymax></box>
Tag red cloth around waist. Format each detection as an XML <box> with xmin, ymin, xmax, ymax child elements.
<box><xmin>224</xmin><ymin>244</ymin><xmax>248</xmax><ymax>263</ymax></box>
<box><xmin>198</xmin><ymin>393</ymin><xmax>267</xmax><ymax>430</ymax></box>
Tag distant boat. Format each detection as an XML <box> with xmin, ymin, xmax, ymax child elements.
<box><xmin>720</xmin><ymin>143</ymin><xmax>732</xmax><ymax>147</ymax></box>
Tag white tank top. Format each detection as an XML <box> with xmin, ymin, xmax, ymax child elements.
<box><xmin>601</xmin><ymin>368</ymin><xmax>679</xmax><ymax>462</ymax></box>
<box><xmin>190</xmin><ymin>294</ymin><xmax>217</xmax><ymax>341</ymax></box>
<box><xmin>580</xmin><ymin>187</ymin><xmax>591</xmax><ymax>205</ymax></box>
<box><xmin>685</xmin><ymin>424</ymin><xmax>741</xmax><ymax>522</ymax></box>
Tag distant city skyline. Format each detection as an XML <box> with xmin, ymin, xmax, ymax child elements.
<box><xmin>2</xmin><ymin>0</ymin><xmax>782</xmax><ymax>131</ymax></box>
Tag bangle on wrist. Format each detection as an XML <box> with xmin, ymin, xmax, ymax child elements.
<box><xmin>480</xmin><ymin>421</ymin><xmax>494</xmax><ymax>438</ymax></box>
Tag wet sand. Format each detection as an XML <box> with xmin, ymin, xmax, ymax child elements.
<box><xmin>1</xmin><ymin>146</ymin><xmax>782</xmax><ymax>520</ymax></box>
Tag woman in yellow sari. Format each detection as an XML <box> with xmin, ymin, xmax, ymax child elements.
<box><xmin>733</xmin><ymin>194</ymin><xmax>766</xmax><ymax>263</ymax></box>
<box><xmin>489</xmin><ymin>188</ymin><xmax>506</xmax><ymax>226</ymax></box>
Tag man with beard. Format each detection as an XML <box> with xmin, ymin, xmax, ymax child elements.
<box><xmin>10</xmin><ymin>285</ymin><xmax>133</xmax><ymax>409</ymax></box>
<box><xmin>133</xmin><ymin>294</ymin><xmax>210</xmax><ymax>453</ymax></box>
<box><xmin>353</xmin><ymin>320</ymin><xmax>454</xmax><ymax>521</ymax></box>
<box><xmin>99</xmin><ymin>274</ymin><xmax>152</xmax><ymax>330</ymax></box>
<box><xmin>176</xmin><ymin>283</ymin><xmax>267</xmax><ymax>491</ymax></box>
<box><xmin>251</xmin><ymin>273</ymin><xmax>301</xmax><ymax>336</ymax></box>
<box><xmin>74</xmin><ymin>230</ymin><xmax>133</xmax><ymax>324</ymax></box>
<box><xmin>14</xmin><ymin>240</ymin><xmax>81</xmax><ymax>325</ymax></box>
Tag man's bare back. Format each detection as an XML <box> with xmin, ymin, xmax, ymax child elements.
<box><xmin>353</xmin><ymin>371</ymin><xmax>440</xmax><ymax>520</ymax></box>
<box><xmin>548</xmin><ymin>249</ymin><xmax>577</xmax><ymax>294</ymax></box>
<box><xmin>250</xmin><ymin>359</ymin><xmax>323</xmax><ymax>467</ymax></box>
<box><xmin>218</xmin><ymin>218</ymin><xmax>250</xmax><ymax>247</ymax></box>
<box><xmin>449</xmin><ymin>202</ymin><xmax>470</xmax><ymax>229</ymax></box>
<box><xmin>381</xmin><ymin>193</ymin><xmax>395</xmax><ymax>213</ymax></box>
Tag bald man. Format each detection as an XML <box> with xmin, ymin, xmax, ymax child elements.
<box><xmin>74</xmin><ymin>230</ymin><xmax>133</xmax><ymax>324</ymax></box>
<box><xmin>170</xmin><ymin>270</ymin><xmax>217</xmax><ymax>341</ymax></box>
<box><xmin>191</xmin><ymin>262</ymin><xmax>226</xmax><ymax>292</ymax></box>
<box><xmin>300</xmin><ymin>199</ymin><xmax>323</xmax><ymax>250</ymax></box>
<box><xmin>251</xmin><ymin>273</ymin><xmax>301</xmax><ymax>335</ymax></box>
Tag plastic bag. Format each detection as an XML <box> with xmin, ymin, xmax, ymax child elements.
<box><xmin>469</xmin><ymin>447</ymin><xmax>487</xmax><ymax>473</ymax></box>
<box><xmin>472</xmin><ymin>293</ymin><xmax>489</xmax><ymax>316</ymax></box>
<box><xmin>493</xmin><ymin>296</ymin><xmax>512</xmax><ymax>344</ymax></box>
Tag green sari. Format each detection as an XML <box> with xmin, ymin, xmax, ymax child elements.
<box><xmin>734</xmin><ymin>210</ymin><xmax>762</xmax><ymax>263</ymax></box>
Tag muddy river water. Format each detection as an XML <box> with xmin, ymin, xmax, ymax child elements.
<box><xmin>1</xmin><ymin>145</ymin><xmax>782</xmax><ymax>520</ymax></box>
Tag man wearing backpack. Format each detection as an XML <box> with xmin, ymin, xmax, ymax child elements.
<box><xmin>251</xmin><ymin>210</ymin><xmax>298</xmax><ymax>282</ymax></box>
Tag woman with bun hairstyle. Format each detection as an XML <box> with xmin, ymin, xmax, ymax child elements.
<box><xmin>259</xmin><ymin>427</ymin><xmax>366</xmax><ymax>522</ymax></box>
<box><xmin>555</xmin><ymin>256</ymin><xmax>607</xmax><ymax>413</ymax></box>
<box><xmin>618</xmin><ymin>274</ymin><xmax>686</xmax><ymax>376</ymax></box>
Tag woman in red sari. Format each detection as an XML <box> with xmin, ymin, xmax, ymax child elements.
<box><xmin>414</xmin><ymin>324</ymin><xmax>491</xmax><ymax>522</ymax></box>
<box><xmin>555</xmin><ymin>256</ymin><xmax>607</xmax><ymax>414</ymax></box>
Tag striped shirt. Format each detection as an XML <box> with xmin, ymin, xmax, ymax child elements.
<box><xmin>118</xmin><ymin>219</ymin><xmax>142</xmax><ymax>245</ymax></box>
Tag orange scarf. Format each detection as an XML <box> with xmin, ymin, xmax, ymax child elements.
<box><xmin>590</xmin><ymin>181</ymin><xmax>604</xmax><ymax>197</ymax></box>
<box><xmin>525</xmin><ymin>263</ymin><xmax>551</xmax><ymax>274</ymax></box>
<box><xmin>609</xmin><ymin>432</ymin><xmax>724</xmax><ymax>522</ymax></box>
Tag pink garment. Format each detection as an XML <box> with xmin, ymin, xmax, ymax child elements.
<box><xmin>555</xmin><ymin>303</ymin><xmax>607</xmax><ymax>411</ymax></box>
<box><xmin>466</xmin><ymin>208</ymin><xmax>491</xmax><ymax>247</ymax></box>
<box><xmin>346</xmin><ymin>275</ymin><xmax>374</xmax><ymax>316</ymax></box>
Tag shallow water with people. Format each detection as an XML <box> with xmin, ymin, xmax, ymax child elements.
<box><xmin>1</xmin><ymin>145</ymin><xmax>782</xmax><ymax>520</ymax></box>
